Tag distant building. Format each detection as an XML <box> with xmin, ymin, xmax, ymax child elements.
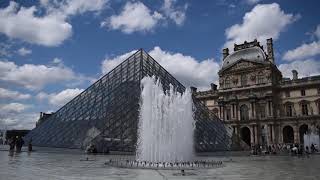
<box><xmin>195</xmin><ymin>38</ymin><xmax>320</xmax><ymax>147</ymax></box>
<box><xmin>36</xmin><ymin>112</ymin><xmax>54</xmax><ymax>127</ymax></box>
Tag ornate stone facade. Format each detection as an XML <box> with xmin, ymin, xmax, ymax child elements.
<box><xmin>195</xmin><ymin>38</ymin><xmax>320</xmax><ymax>148</ymax></box>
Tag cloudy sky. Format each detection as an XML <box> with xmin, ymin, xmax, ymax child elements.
<box><xmin>0</xmin><ymin>0</ymin><xmax>319</xmax><ymax>130</ymax></box>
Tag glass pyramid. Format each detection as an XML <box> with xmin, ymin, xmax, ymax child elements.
<box><xmin>24</xmin><ymin>49</ymin><xmax>233</xmax><ymax>152</ymax></box>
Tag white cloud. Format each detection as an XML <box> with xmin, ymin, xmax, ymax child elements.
<box><xmin>0</xmin><ymin>1</ymin><xmax>108</xmax><ymax>46</ymax></box>
<box><xmin>278</xmin><ymin>59</ymin><xmax>320</xmax><ymax>78</ymax></box>
<box><xmin>0</xmin><ymin>102</ymin><xmax>34</xmax><ymax>129</ymax></box>
<box><xmin>101</xmin><ymin>47</ymin><xmax>220</xmax><ymax>89</ymax></box>
<box><xmin>149</xmin><ymin>47</ymin><xmax>220</xmax><ymax>89</ymax></box>
<box><xmin>162</xmin><ymin>0</ymin><xmax>188</xmax><ymax>25</ymax></box>
<box><xmin>41</xmin><ymin>0</ymin><xmax>108</xmax><ymax>17</ymax></box>
<box><xmin>52</xmin><ymin>57</ymin><xmax>63</xmax><ymax>64</ymax></box>
<box><xmin>0</xmin><ymin>59</ymin><xmax>83</xmax><ymax>90</ymax></box>
<box><xmin>0</xmin><ymin>103</ymin><xmax>30</xmax><ymax>114</ymax></box>
<box><xmin>17</xmin><ymin>47</ymin><xmax>32</xmax><ymax>56</ymax></box>
<box><xmin>245</xmin><ymin>0</ymin><xmax>262</xmax><ymax>5</ymax></box>
<box><xmin>37</xmin><ymin>88</ymin><xmax>84</xmax><ymax>107</ymax></box>
<box><xmin>0</xmin><ymin>88</ymin><xmax>31</xmax><ymax>100</ymax></box>
<box><xmin>224</xmin><ymin>3</ymin><xmax>298</xmax><ymax>51</ymax></box>
<box><xmin>283</xmin><ymin>41</ymin><xmax>320</xmax><ymax>61</ymax></box>
<box><xmin>283</xmin><ymin>24</ymin><xmax>320</xmax><ymax>61</ymax></box>
<box><xmin>0</xmin><ymin>112</ymin><xmax>38</xmax><ymax>130</ymax></box>
<box><xmin>0</xmin><ymin>2</ymin><xmax>72</xmax><ymax>46</ymax></box>
<box><xmin>102</xmin><ymin>2</ymin><xmax>163</xmax><ymax>34</ymax></box>
<box><xmin>101</xmin><ymin>50</ymin><xmax>137</xmax><ymax>74</ymax></box>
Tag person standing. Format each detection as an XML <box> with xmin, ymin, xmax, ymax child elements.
<box><xmin>9</xmin><ymin>137</ymin><xmax>15</xmax><ymax>151</ymax></box>
<box><xmin>15</xmin><ymin>136</ymin><xmax>24</xmax><ymax>152</ymax></box>
<box><xmin>28</xmin><ymin>138</ymin><xmax>33</xmax><ymax>152</ymax></box>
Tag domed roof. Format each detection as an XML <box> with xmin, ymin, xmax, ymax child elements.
<box><xmin>222</xmin><ymin>46</ymin><xmax>267</xmax><ymax>69</ymax></box>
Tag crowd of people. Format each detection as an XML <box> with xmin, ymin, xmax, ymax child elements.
<box><xmin>7</xmin><ymin>136</ymin><xmax>32</xmax><ymax>152</ymax></box>
<box><xmin>251</xmin><ymin>143</ymin><xmax>319</xmax><ymax>156</ymax></box>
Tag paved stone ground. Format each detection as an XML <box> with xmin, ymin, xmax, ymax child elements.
<box><xmin>0</xmin><ymin>145</ymin><xmax>319</xmax><ymax>180</ymax></box>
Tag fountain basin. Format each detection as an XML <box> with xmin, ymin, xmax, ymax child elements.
<box><xmin>106</xmin><ymin>159</ymin><xmax>224</xmax><ymax>170</ymax></box>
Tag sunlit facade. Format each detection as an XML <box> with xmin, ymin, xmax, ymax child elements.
<box><xmin>195</xmin><ymin>39</ymin><xmax>320</xmax><ymax>147</ymax></box>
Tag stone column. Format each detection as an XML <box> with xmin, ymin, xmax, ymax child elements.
<box><xmin>235</xmin><ymin>103</ymin><xmax>239</xmax><ymax>120</ymax></box>
<box><xmin>250</xmin><ymin>102</ymin><xmax>255</xmax><ymax>119</ymax></box>
<box><xmin>250</xmin><ymin>125</ymin><xmax>255</xmax><ymax>145</ymax></box>
<box><xmin>294</xmin><ymin>124</ymin><xmax>300</xmax><ymax>144</ymax></box>
<box><xmin>267</xmin><ymin>124</ymin><xmax>272</xmax><ymax>145</ymax></box>
<box><xmin>279</xmin><ymin>125</ymin><xmax>283</xmax><ymax>144</ymax></box>
<box><xmin>222</xmin><ymin>106</ymin><xmax>225</xmax><ymax>121</ymax></box>
<box><xmin>232</xmin><ymin>104</ymin><xmax>235</xmax><ymax>119</ymax></box>
<box><xmin>255</xmin><ymin>125</ymin><xmax>259</xmax><ymax>145</ymax></box>
<box><xmin>236</xmin><ymin>104</ymin><xmax>239</xmax><ymax>120</ymax></box>
<box><xmin>271</xmin><ymin>124</ymin><xmax>275</xmax><ymax>144</ymax></box>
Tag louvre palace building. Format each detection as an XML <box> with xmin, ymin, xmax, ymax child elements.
<box><xmin>195</xmin><ymin>38</ymin><xmax>320</xmax><ymax>147</ymax></box>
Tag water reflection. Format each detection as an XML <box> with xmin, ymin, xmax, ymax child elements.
<box><xmin>0</xmin><ymin>146</ymin><xmax>320</xmax><ymax>180</ymax></box>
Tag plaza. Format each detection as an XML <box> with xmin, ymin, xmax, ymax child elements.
<box><xmin>1</xmin><ymin>146</ymin><xmax>320</xmax><ymax>180</ymax></box>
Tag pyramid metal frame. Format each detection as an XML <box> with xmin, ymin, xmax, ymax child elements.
<box><xmin>25</xmin><ymin>49</ymin><xmax>232</xmax><ymax>152</ymax></box>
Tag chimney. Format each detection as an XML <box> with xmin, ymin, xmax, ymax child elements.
<box><xmin>292</xmin><ymin>70</ymin><xmax>298</xmax><ymax>80</ymax></box>
<box><xmin>222</xmin><ymin>48</ymin><xmax>229</xmax><ymax>60</ymax></box>
<box><xmin>210</xmin><ymin>83</ymin><xmax>217</xmax><ymax>91</ymax></box>
<box><xmin>190</xmin><ymin>86</ymin><xmax>197</xmax><ymax>93</ymax></box>
<box><xmin>267</xmin><ymin>38</ymin><xmax>274</xmax><ymax>63</ymax></box>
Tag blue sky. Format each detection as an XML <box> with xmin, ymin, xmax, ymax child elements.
<box><xmin>0</xmin><ymin>0</ymin><xmax>320</xmax><ymax>129</ymax></box>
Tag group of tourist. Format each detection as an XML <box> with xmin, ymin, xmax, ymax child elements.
<box><xmin>7</xmin><ymin>136</ymin><xmax>32</xmax><ymax>152</ymax></box>
<box><xmin>251</xmin><ymin>143</ymin><xmax>319</xmax><ymax>156</ymax></box>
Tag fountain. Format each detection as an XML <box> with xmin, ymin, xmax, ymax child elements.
<box><xmin>303</xmin><ymin>126</ymin><xmax>320</xmax><ymax>149</ymax></box>
<box><xmin>107</xmin><ymin>76</ymin><xmax>223</xmax><ymax>170</ymax></box>
<box><xmin>136</xmin><ymin>76</ymin><xmax>195</xmax><ymax>163</ymax></box>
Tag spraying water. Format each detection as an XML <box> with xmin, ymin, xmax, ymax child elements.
<box><xmin>304</xmin><ymin>127</ymin><xmax>320</xmax><ymax>149</ymax></box>
<box><xmin>136</xmin><ymin>76</ymin><xmax>195</xmax><ymax>163</ymax></box>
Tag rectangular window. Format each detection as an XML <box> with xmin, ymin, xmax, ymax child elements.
<box><xmin>226</xmin><ymin>108</ymin><xmax>231</xmax><ymax>120</ymax></box>
<box><xmin>225</xmin><ymin>77</ymin><xmax>231</xmax><ymax>88</ymax></box>
<box><xmin>301</xmin><ymin>89</ymin><xmax>306</xmax><ymax>96</ymax></box>
<box><xmin>260</xmin><ymin>105</ymin><xmax>265</xmax><ymax>118</ymax></box>
<box><xmin>302</xmin><ymin>104</ymin><xmax>308</xmax><ymax>115</ymax></box>
<box><xmin>268</xmin><ymin>101</ymin><xmax>272</xmax><ymax>116</ymax></box>
<box><xmin>285</xmin><ymin>91</ymin><xmax>290</xmax><ymax>97</ymax></box>
<box><xmin>286</xmin><ymin>105</ymin><xmax>292</xmax><ymax>117</ymax></box>
<box><xmin>232</xmin><ymin>104</ymin><xmax>235</xmax><ymax>118</ymax></box>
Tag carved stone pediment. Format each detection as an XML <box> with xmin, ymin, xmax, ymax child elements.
<box><xmin>222</xmin><ymin>60</ymin><xmax>263</xmax><ymax>75</ymax></box>
<box><xmin>230</xmin><ymin>61</ymin><xmax>257</xmax><ymax>71</ymax></box>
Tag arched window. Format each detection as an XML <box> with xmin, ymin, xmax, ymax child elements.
<box><xmin>241</xmin><ymin>74</ymin><xmax>247</xmax><ymax>86</ymax></box>
<box><xmin>257</xmin><ymin>72</ymin><xmax>264</xmax><ymax>84</ymax></box>
<box><xmin>300</xmin><ymin>100</ymin><xmax>309</xmax><ymax>116</ymax></box>
<box><xmin>240</xmin><ymin>104</ymin><xmax>249</xmax><ymax>121</ymax></box>
<box><xmin>225</xmin><ymin>77</ymin><xmax>231</xmax><ymax>88</ymax></box>
<box><xmin>284</xmin><ymin>102</ymin><xmax>293</xmax><ymax>117</ymax></box>
<box><xmin>283</xmin><ymin>125</ymin><xmax>294</xmax><ymax>144</ymax></box>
